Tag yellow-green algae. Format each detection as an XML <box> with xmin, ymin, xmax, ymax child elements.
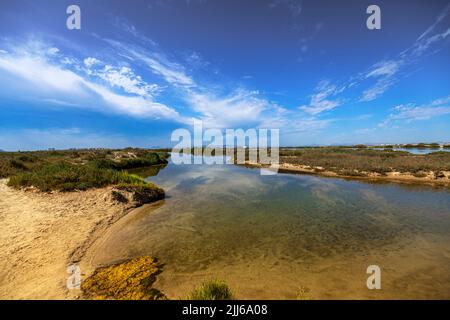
<box><xmin>81</xmin><ymin>256</ymin><xmax>166</xmax><ymax>300</ymax></box>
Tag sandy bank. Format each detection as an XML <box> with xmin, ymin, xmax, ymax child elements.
<box><xmin>0</xmin><ymin>179</ymin><xmax>135</xmax><ymax>299</ymax></box>
<box><xmin>245</xmin><ymin>162</ymin><xmax>450</xmax><ymax>188</ymax></box>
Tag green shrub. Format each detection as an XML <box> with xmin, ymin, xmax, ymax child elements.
<box><xmin>279</xmin><ymin>148</ymin><xmax>450</xmax><ymax>174</ymax></box>
<box><xmin>7</xmin><ymin>162</ymin><xmax>155</xmax><ymax>192</ymax></box>
<box><xmin>90</xmin><ymin>153</ymin><xmax>167</xmax><ymax>171</ymax></box>
<box><xmin>187</xmin><ymin>279</ymin><xmax>233</xmax><ymax>300</ymax></box>
<box><xmin>0</xmin><ymin>149</ymin><xmax>170</xmax><ymax>186</ymax></box>
<box><xmin>9</xmin><ymin>159</ymin><xmax>27</xmax><ymax>170</ymax></box>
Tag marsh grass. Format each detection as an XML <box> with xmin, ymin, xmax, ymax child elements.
<box><xmin>6</xmin><ymin>162</ymin><xmax>152</xmax><ymax>191</ymax></box>
<box><xmin>187</xmin><ymin>279</ymin><xmax>233</xmax><ymax>300</ymax></box>
<box><xmin>2</xmin><ymin>149</ymin><xmax>169</xmax><ymax>192</ymax></box>
<box><xmin>279</xmin><ymin>148</ymin><xmax>450</xmax><ymax>174</ymax></box>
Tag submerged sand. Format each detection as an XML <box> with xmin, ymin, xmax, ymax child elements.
<box><xmin>0</xmin><ymin>179</ymin><xmax>132</xmax><ymax>299</ymax></box>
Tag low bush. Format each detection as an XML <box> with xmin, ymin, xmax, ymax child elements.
<box><xmin>90</xmin><ymin>153</ymin><xmax>167</xmax><ymax>170</ymax></box>
<box><xmin>187</xmin><ymin>279</ymin><xmax>233</xmax><ymax>300</ymax></box>
<box><xmin>7</xmin><ymin>162</ymin><xmax>154</xmax><ymax>192</ymax></box>
<box><xmin>2</xmin><ymin>149</ymin><xmax>169</xmax><ymax>191</ymax></box>
<box><xmin>279</xmin><ymin>148</ymin><xmax>450</xmax><ymax>174</ymax></box>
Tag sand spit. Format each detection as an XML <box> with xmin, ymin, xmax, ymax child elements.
<box><xmin>245</xmin><ymin>162</ymin><xmax>450</xmax><ymax>188</ymax></box>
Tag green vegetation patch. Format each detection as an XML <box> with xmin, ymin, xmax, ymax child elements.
<box><xmin>279</xmin><ymin>148</ymin><xmax>450</xmax><ymax>175</ymax></box>
<box><xmin>1</xmin><ymin>149</ymin><xmax>169</xmax><ymax>192</ymax></box>
<box><xmin>90</xmin><ymin>153</ymin><xmax>167</xmax><ymax>170</ymax></box>
<box><xmin>81</xmin><ymin>256</ymin><xmax>166</xmax><ymax>300</ymax></box>
<box><xmin>6</xmin><ymin>162</ymin><xmax>153</xmax><ymax>192</ymax></box>
<box><xmin>187</xmin><ymin>279</ymin><xmax>234</xmax><ymax>300</ymax></box>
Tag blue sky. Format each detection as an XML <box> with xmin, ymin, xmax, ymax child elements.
<box><xmin>0</xmin><ymin>0</ymin><xmax>449</xmax><ymax>150</ymax></box>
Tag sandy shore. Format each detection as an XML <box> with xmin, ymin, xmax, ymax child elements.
<box><xmin>0</xmin><ymin>179</ymin><xmax>133</xmax><ymax>299</ymax></box>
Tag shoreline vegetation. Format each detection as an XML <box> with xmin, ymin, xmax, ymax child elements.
<box><xmin>0</xmin><ymin>148</ymin><xmax>235</xmax><ymax>299</ymax></box>
<box><xmin>0</xmin><ymin>145</ymin><xmax>449</xmax><ymax>299</ymax></box>
<box><xmin>256</xmin><ymin>147</ymin><xmax>450</xmax><ymax>188</ymax></box>
<box><xmin>1</xmin><ymin>148</ymin><xmax>169</xmax><ymax>193</ymax></box>
<box><xmin>281</xmin><ymin>147</ymin><xmax>450</xmax><ymax>187</ymax></box>
<box><xmin>179</xmin><ymin>146</ymin><xmax>450</xmax><ymax>188</ymax></box>
<box><xmin>0</xmin><ymin>148</ymin><xmax>170</xmax><ymax>299</ymax></box>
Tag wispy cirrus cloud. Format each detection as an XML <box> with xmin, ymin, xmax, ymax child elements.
<box><xmin>383</xmin><ymin>96</ymin><xmax>450</xmax><ymax>124</ymax></box>
<box><xmin>83</xmin><ymin>58</ymin><xmax>162</xmax><ymax>97</ymax></box>
<box><xmin>360</xmin><ymin>4</ymin><xmax>449</xmax><ymax>102</ymax></box>
<box><xmin>410</xmin><ymin>3</ymin><xmax>450</xmax><ymax>56</ymax></box>
<box><xmin>0</xmin><ymin>35</ymin><xmax>313</xmax><ymax>134</ymax></box>
<box><xmin>299</xmin><ymin>80</ymin><xmax>342</xmax><ymax>115</ymax></box>
<box><xmin>301</xmin><ymin>3</ymin><xmax>450</xmax><ymax>110</ymax></box>
<box><xmin>360</xmin><ymin>60</ymin><xmax>400</xmax><ymax>102</ymax></box>
<box><xmin>105</xmin><ymin>34</ymin><xmax>296</xmax><ymax>130</ymax></box>
<box><xmin>269</xmin><ymin>0</ymin><xmax>303</xmax><ymax>16</ymax></box>
<box><xmin>119</xmin><ymin>45</ymin><xmax>196</xmax><ymax>88</ymax></box>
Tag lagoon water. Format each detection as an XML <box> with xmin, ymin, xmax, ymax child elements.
<box><xmin>386</xmin><ymin>148</ymin><xmax>449</xmax><ymax>154</ymax></box>
<box><xmin>88</xmin><ymin>156</ymin><xmax>450</xmax><ymax>299</ymax></box>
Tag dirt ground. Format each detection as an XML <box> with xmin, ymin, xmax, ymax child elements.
<box><xmin>0</xmin><ymin>179</ymin><xmax>131</xmax><ymax>299</ymax></box>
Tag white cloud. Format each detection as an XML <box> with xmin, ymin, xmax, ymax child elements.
<box><xmin>106</xmin><ymin>38</ymin><xmax>295</xmax><ymax>129</ymax></box>
<box><xmin>187</xmin><ymin>89</ymin><xmax>270</xmax><ymax>128</ymax></box>
<box><xmin>121</xmin><ymin>45</ymin><xmax>195</xmax><ymax>87</ymax></box>
<box><xmin>0</xmin><ymin>41</ymin><xmax>186</xmax><ymax>123</ymax></box>
<box><xmin>360</xmin><ymin>77</ymin><xmax>396</xmax><ymax>102</ymax></box>
<box><xmin>359</xmin><ymin>60</ymin><xmax>402</xmax><ymax>102</ymax></box>
<box><xmin>299</xmin><ymin>80</ymin><xmax>341</xmax><ymax>115</ymax></box>
<box><xmin>303</xmin><ymin>4</ymin><xmax>450</xmax><ymax>106</ymax></box>
<box><xmin>83</xmin><ymin>57</ymin><xmax>100</xmax><ymax>68</ymax></box>
<box><xmin>47</xmin><ymin>47</ymin><xmax>60</xmax><ymax>55</ymax></box>
<box><xmin>86</xmin><ymin>62</ymin><xmax>161</xmax><ymax>97</ymax></box>
<box><xmin>417</xmin><ymin>4</ymin><xmax>450</xmax><ymax>41</ymax></box>
<box><xmin>0</xmin><ymin>54</ymin><xmax>86</xmax><ymax>94</ymax></box>
<box><xmin>365</xmin><ymin>60</ymin><xmax>401</xmax><ymax>78</ymax></box>
<box><xmin>411</xmin><ymin>27</ymin><xmax>450</xmax><ymax>56</ymax></box>
<box><xmin>384</xmin><ymin>96</ymin><xmax>450</xmax><ymax>124</ymax></box>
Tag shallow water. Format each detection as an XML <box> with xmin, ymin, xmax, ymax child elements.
<box><xmin>89</xmin><ymin>157</ymin><xmax>450</xmax><ymax>299</ymax></box>
<box><xmin>378</xmin><ymin>147</ymin><xmax>449</xmax><ymax>154</ymax></box>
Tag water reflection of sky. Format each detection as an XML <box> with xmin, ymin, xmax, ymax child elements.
<box><xmin>95</xmin><ymin>159</ymin><xmax>450</xmax><ymax>299</ymax></box>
